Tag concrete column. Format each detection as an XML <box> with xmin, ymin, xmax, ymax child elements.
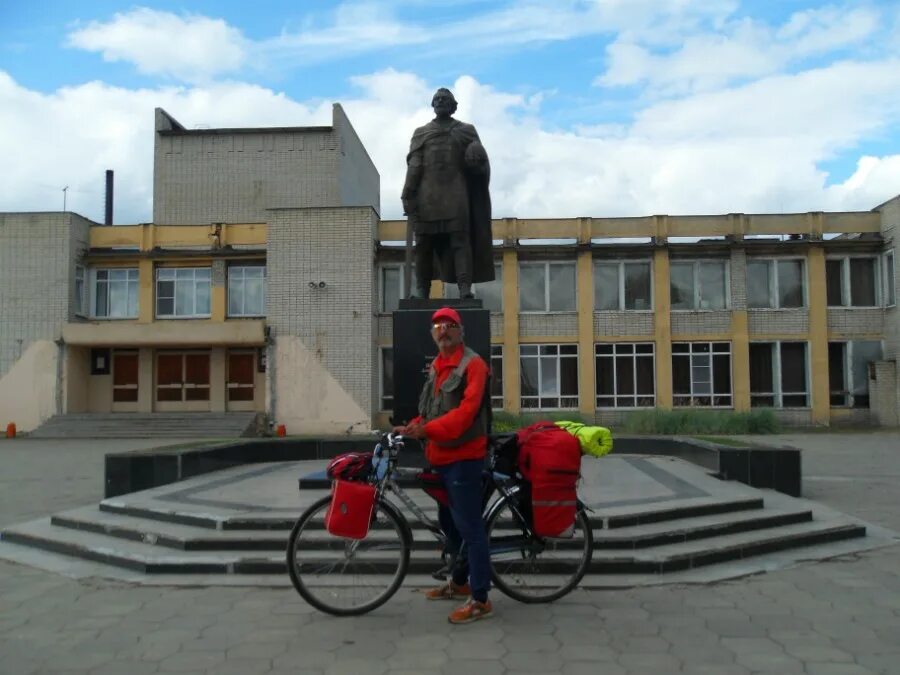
<box><xmin>731</xmin><ymin>311</ymin><xmax>751</xmax><ymax>411</ymax></box>
<box><xmin>138</xmin><ymin>260</ymin><xmax>154</xmax><ymax>323</ymax></box>
<box><xmin>653</xmin><ymin>248</ymin><xmax>673</xmax><ymax>408</ymax></box>
<box><xmin>502</xmin><ymin>248</ymin><xmax>520</xmax><ymax>413</ymax></box>
<box><xmin>210</xmin><ymin>348</ymin><xmax>226</xmax><ymax>412</ymax></box>
<box><xmin>138</xmin><ymin>348</ymin><xmax>153</xmax><ymax>413</ymax></box>
<box><xmin>807</xmin><ymin>246</ymin><xmax>831</xmax><ymax>425</ymax></box>
<box><xmin>576</xmin><ymin>249</ymin><xmax>595</xmax><ymax>418</ymax></box>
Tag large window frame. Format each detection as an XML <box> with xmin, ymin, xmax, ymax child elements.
<box><xmin>595</xmin><ymin>342</ymin><xmax>655</xmax><ymax>408</ymax></box>
<box><xmin>672</xmin><ymin>342</ymin><xmax>733</xmax><ymax>408</ymax></box>
<box><xmin>670</xmin><ymin>260</ymin><xmax>730</xmax><ymax>311</ymax></box>
<box><xmin>156</xmin><ymin>267</ymin><xmax>211</xmax><ymax>319</ymax></box>
<box><xmin>519</xmin><ymin>261</ymin><xmax>577</xmax><ymax>313</ymax></box>
<box><xmin>519</xmin><ymin>344</ymin><xmax>579</xmax><ymax>410</ymax></box>
<box><xmin>91</xmin><ymin>267</ymin><xmax>140</xmax><ymax>319</ymax></box>
<box><xmin>445</xmin><ymin>263</ymin><xmax>503</xmax><ymax>311</ymax></box>
<box><xmin>490</xmin><ymin>345</ymin><xmax>504</xmax><ymax>410</ymax></box>
<box><xmin>379</xmin><ymin>264</ymin><xmax>416</xmax><ymax>313</ymax></box>
<box><xmin>749</xmin><ymin>341</ymin><xmax>809</xmax><ymax>408</ymax></box>
<box><xmin>826</xmin><ymin>255</ymin><xmax>880</xmax><ymax>307</ymax></box>
<box><xmin>883</xmin><ymin>251</ymin><xmax>895</xmax><ymax>308</ymax></box>
<box><xmin>746</xmin><ymin>258</ymin><xmax>806</xmax><ymax>309</ymax></box>
<box><xmin>227</xmin><ymin>264</ymin><xmax>266</xmax><ymax>318</ymax></box>
<box><xmin>828</xmin><ymin>340</ymin><xmax>883</xmax><ymax>408</ymax></box>
<box><xmin>593</xmin><ymin>260</ymin><xmax>653</xmax><ymax>311</ymax></box>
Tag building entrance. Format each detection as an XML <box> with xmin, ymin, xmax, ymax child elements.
<box><xmin>112</xmin><ymin>351</ymin><xmax>139</xmax><ymax>412</ymax></box>
<box><xmin>155</xmin><ymin>351</ymin><xmax>211</xmax><ymax>411</ymax></box>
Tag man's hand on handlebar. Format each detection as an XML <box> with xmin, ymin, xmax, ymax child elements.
<box><xmin>392</xmin><ymin>421</ymin><xmax>426</xmax><ymax>440</ymax></box>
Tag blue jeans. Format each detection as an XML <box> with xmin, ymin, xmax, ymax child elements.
<box><xmin>436</xmin><ymin>459</ymin><xmax>491</xmax><ymax>602</ymax></box>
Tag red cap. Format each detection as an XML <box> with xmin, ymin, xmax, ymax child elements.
<box><xmin>431</xmin><ymin>307</ymin><xmax>462</xmax><ymax>325</ymax></box>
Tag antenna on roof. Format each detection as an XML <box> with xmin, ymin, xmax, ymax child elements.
<box><xmin>62</xmin><ymin>186</ymin><xmax>69</xmax><ymax>212</ymax></box>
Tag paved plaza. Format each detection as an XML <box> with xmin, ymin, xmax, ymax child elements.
<box><xmin>0</xmin><ymin>433</ymin><xmax>898</xmax><ymax>674</ymax></box>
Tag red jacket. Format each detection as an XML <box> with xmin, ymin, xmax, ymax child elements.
<box><xmin>412</xmin><ymin>344</ymin><xmax>489</xmax><ymax>466</ymax></box>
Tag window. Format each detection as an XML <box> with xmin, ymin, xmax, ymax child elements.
<box><xmin>380</xmin><ymin>347</ymin><xmax>393</xmax><ymax>411</ymax></box>
<box><xmin>156</xmin><ymin>268</ymin><xmax>211</xmax><ymax>318</ymax></box>
<box><xmin>828</xmin><ymin>341</ymin><xmax>882</xmax><ymax>408</ymax></box>
<box><xmin>446</xmin><ymin>263</ymin><xmax>503</xmax><ymax>311</ymax></box>
<box><xmin>672</xmin><ymin>342</ymin><xmax>732</xmax><ymax>407</ymax></box>
<box><xmin>228</xmin><ymin>265</ymin><xmax>266</xmax><ymax>317</ymax></box>
<box><xmin>380</xmin><ymin>265</ymin><xmax>417</xmax><ymax>313</ymax></box>
<box><xmin>595</xmin><ymin>343</ymin><xmax>655</xmax><ymax>408</ymax></box>
<box><xmin>520</xmin><ymin>344</ymin><xmax>578</xmax><ymax>409</ymax></box>
<box><xmin>74</xmin><ymin>266</ymin><xmax>86</xmax><ymax>316</ymax></box>
<box><xmin>884</xmin><ymin>252</ymin><xmax>895</xmax><ymax>307</ymax></box>
<box><xmin>92</xmin><ymin>268</ymin><xmax>139</xmax><ymax>319</ymax></box>
<box><xmin>519</xmin><ymin>262</ymin><xmax>576</xmax><ymax>312</ymax></box>
<box><xmin>594</xmin><ymin>261</ymin><xmax>652</xmax><ymax>311</ymax></box>
<box><xmin>747</xmin><ymin>259</ymin><xmax>805</xmax><ymax>308</ymax></box>
<box><xmin>749</xmin><ymin>342</ymin><xmax>808</xmax><ymax>407</ymax></box>
<box><xmin>826</xmin><ymin>257</ymin><xmax>879</xmax><ymax>307</ymax></box>
<box><xmin>490</xmin><ymin>345</ymin><xmax>503</xmax><ymax>409</ymax></box>
<box><xmin>670</xmin><ymin>261</ymin><xmax>728</xmax><ymax>310</ymax></box>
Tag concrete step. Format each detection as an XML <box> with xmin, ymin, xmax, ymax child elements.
<box><xmin>29</xmin><ymin>413</ymin><xmax>257</xmax><ymax>439</ymax></box>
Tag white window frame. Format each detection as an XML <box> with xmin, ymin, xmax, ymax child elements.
<box><xmin>883</xmin><ymin>251</ymin><xmax>895</xmax><ymax>308</ymax></box>
<box><xmin>828</xmin><ymin>340</ymin><xmax>883</xmax><ymax>408</ymax></box>
<box><xmin>595</xmin><ymin>342</ymin><xmax>656</xmax><ymax>408</ymax></box>
<box><xmin>445</xmin><ymin>263</ymin><xmax>504</xmax><ymax>311</ymax></box>
<box><xmin>826</xmin><ymin>255</ymin><xmax>881</xmax><ymax>308</ymax></box>
<box><xmin>519</xmin><ymin>343</ymin><xmax>579</xmax><ymax>410</ymax></box>
<box><xmin>227</xmin><ymin>264</ymin><xmax>266</xmax><ymax>317</ymax></box>
<box><xmin>74</xmin><ymin>265</ymin><xmax>86</xmax><ymax>317</ymax></box>
<box><xmin>155</xmin><ymin>267</ymin><xmax>211</xmax><ymax>319</ymax></box>
<box><xmin>672</xmin><ymin>341</ymin><xmax>733</xmax><ymax>408</ymax></box>
<box><xmin>670</xmin><ymin>259</ymin><xmax>730</xmax><ymax>311</ymax></box>
<box><xmin>489</xmin><ymin>345</ymin><xmax>504</xmax><ymax>409</ymax></box>
<box><xmin>746</xmin><ymin>257</ymin><xmax>807</xmax><ymax>309</ymax></box>
<box><xmin>593</xmin><ymin>260</ymin><xmax>654</xmax><ymax>311</ymax></box>
<box><xmin>519</xmin><ymin>261</ymin><xmax>577</xmax><ymax>313</ymax></box>
<box><xmin>90</xmin><ymin>267</ymin><xmax>140</xmax><ymax>319</ymax></box>
<box><xmin>379</xmin><ymin>346</ymin><xmax>393</xmax><ymax>411</ymax></box>
<box><xmin>749</xmin><ymin>341</ymin><xmax>810</xmax><ymax>408</ymax></box>
<box><xmin>379</xmin><ymin>264</ymin><xmax>415</xmax><ymax>313</ymax></box>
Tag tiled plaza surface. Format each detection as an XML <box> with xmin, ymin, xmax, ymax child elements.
<box><xmin>0</xmin><ymin>433</ymin><xmax>898</xmax><ymax>674</ymax></box>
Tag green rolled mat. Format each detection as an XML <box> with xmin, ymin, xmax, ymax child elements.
<box><xmin>554</xmin><ymin>421</ymin><xmax>614</xmax><ymax>458</ymax></box>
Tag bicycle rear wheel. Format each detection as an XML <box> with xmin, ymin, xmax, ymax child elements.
<box><xmin>486</xmin><ymin>492</ymin><xmax>592</xmax><ymax>603</ymax></box>
<box><xmin>287</xmin><ymin>495</ymin><xmax>411</xmax><ymax>616</ymax></box>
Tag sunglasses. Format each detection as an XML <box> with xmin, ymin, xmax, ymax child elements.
<box><xmin>432</xmin><ymin>321</ymin><xmax>460</xmax><ymax>330</ymax></box>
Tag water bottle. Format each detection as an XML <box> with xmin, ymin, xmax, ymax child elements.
<box><xmin>372</xmin><ymin>443</ymin><xmax>389</xmax><ymax>480</ymax></box>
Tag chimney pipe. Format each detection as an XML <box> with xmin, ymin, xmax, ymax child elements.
<box><xmin>104</xmin><ymin>170</ymin><xmax>114</xmax><ymax>226</ymax></box>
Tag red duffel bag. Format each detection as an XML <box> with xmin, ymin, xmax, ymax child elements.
<box><xmin>324</xmin><ymin>479</ymin><xmax>377</xmax><ymax>539</ymax></box>
<box><xmin>516</xmin><ymin>422</ymin><xmax>582</xmax><ymax>538</ymax></box>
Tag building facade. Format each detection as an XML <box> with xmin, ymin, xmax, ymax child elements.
<box><xmin>1</xmin><ymin>108</ymin><xmax>898</xmax><ymax>433</ymax></box>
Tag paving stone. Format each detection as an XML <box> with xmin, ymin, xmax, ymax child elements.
<box><xmin>782</xmin><ymin>643</ymin><xmax>856</xmax><ymax>663</ymax></box>
<box><xmin>501</xmin><ymin>651</ymin><xmax>565</xmax><ymax>672</ymax></box>
<box><xmin>272</xmin><ymin>649</ymin><xmax>336</xmax><ymax>670</ymax></box>
<box><xmin>501</xmin><ymin>633</ymin><xmax>559</xmax><ymax>653</ymax></box>
<box><xmin>805</xmin><ymin>665</ymin><xmax>880</xmax><ymax>675</ymax></box>
<box><xmin>733</xmin><ymin>651</ymin><xmax>806</xmax><ymax>673</ymax></box>
<box><xmin>707</xmin><ymin>618</ymin><xmax>768</xmax><ymax>638</ymax></box>
<box><xmin>558</xmin><ymin>643</ymin><xmax>618</xmax><ymax>661</ymax></box>
<box><xmin>387</xmin><ymin>650</ymin><xmax>449</xmax><ymax>669</ymax></box>
<box><xmin>441</xmin><ymin>661</ymin><xmax>506</xmax><ymax>675</ymax></box>
<box><xmin>90</xmin><ymin>661</ymin><xmax>161</xmax><ymax>675</ymax></box>
<box><xmin>157</xmin><ymin>651</ymin><xmax>226</xmax><ymax>672</ymax></box>
<box><xmin>616</xmin><ymin>652</ymin><xmax>682</xmax><ymax>671</ymax></box>
<box><xmin>225</xmin><ymin>642</ymin><xmax>287</xmax><ymax>659</ymax></box>
<box><xmin>562</xmin><ymin>663</ymin><xmax>626</xmax><ymax>675</ymax></box>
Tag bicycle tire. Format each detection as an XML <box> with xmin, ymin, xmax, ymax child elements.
<box><xmin>286</xmin><ymin>494</ymin><xmax>411</xmax><ymax>616</ymax></box>
<box><xmin>486</xmin><ymin>491</ymin><xmax>593</xmax><ymax>603</ymax></box>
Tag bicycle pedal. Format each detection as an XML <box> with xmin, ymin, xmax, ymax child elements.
<box><xmin>431</xmin><ymin>566</ymin><xmax>449</xmax><ymax>581</ymax></box>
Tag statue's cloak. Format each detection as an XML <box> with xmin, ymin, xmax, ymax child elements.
<box><xmin>407</xmin><ymin>120</ymin><xmax>494</xmax><ymax>284</ymax></box>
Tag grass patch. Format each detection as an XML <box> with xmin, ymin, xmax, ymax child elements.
<box><xmin>620</xmin><ymin>409</ymin><xmax>781</xmax><ymax>435</ymax></box>
<box><xmin>491</xmin><ymin>410</ymin><xmax>591</xmax><ymax>433</ymax></box>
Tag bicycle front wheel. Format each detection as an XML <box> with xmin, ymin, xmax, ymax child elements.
<box><xmin>486</xmin><ymin>493</ymin><xmax>593</xmax><ymax>603</ymax></box>
<box><xmin>287</xmin><ymin>495</ymin><xmax>411</xmax><ymax>616</ymax></box>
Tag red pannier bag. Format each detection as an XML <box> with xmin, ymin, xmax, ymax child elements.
<box><xmin>516</xmin><ymin>422</ymin><xmax>582</xmax><ymax>538</ymax></box>
<box><xmin>324</xmin><ymin>479</ymin><xmax>377</xmax><ymax>539</ymax></box>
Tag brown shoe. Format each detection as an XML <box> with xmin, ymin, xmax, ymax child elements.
<box><xmin>424</xmin><ymin>581</ymin><xmax>471</xmax><ymax>601</ymax></box>
<box><xmin>448</xmin><ymin>598</ymin><xmax>493</xmax><ymax>624</ymax></box>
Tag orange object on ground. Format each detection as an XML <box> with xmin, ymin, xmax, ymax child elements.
<box><xmin>6</xmin><ymin>423</ymin><xmax>16</xmax><ymax>438</ymax></box>
<box><xmin>276</xmin><ymin>424</ymin><xmax>286</xmax><ymax>437</ymax></box>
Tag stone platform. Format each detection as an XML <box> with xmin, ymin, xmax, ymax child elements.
<box><xmin>1</xmin><ymin>453</ymin><xmax>893</xmax><ymax>588</ymax></box>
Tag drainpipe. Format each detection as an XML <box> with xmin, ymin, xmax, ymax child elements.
<box><xmin>55</xmin><ymin>338</ymin><xmax>66</xmax><ymax>415</ymax></box>
<box><xmin>266</xmin><ymin>326</ymin><xmax>276</xmax><ymax>433</ymax></box>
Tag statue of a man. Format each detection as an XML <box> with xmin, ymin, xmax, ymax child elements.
<box><xmin>402</xmin><ymin>88</ymin><xmax>494</xmax><ymax>299</ymax></box>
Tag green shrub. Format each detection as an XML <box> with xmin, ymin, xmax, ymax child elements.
<box><xmin>619</xmin><ymin>408</ymin><xmax>780</xmax><ymax>435</ymax></box>
<box><xmin>490</xmin><ymin>410</ymin><xmax>590</xmax><ymax>433</ymax></box>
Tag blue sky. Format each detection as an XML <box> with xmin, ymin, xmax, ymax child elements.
<box><xmin>2</xmin><ymin>1</ymin><xmax>900</xmax><ymax>224</ymax></box>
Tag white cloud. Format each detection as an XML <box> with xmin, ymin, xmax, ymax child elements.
<box><xmin>598</xmin><ymin>4</ymin><xmax>883</xmax><ymax>94</ymax></box>
<box><xmin>67</xmin><ymin>8</ymin><xmax>249</xmax><ymax>83</ymax></box>
<box><xmin>2</xmin><ymin>62</ymin><xmax>900</xmax><ymax>225</ymax></box>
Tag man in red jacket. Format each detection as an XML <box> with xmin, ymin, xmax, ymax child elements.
<box><xmin>394</xmin><ymin>306</ymin><xmax>492</xmax><ymax>623</ymax></box>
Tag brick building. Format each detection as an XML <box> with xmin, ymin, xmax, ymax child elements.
<box><xmin>1</xmin><ymin>107</ymin><xmax>898</xmax><ymax>433</ymax></box>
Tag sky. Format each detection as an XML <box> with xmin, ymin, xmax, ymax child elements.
<box><xmin>2</xmin><ymin>0</ymin><xmax>900</xmax><ymax>225</ymax></box>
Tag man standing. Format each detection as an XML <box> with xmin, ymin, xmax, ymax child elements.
<box><xmin>394</xmin><ymin>306</ymin><xmax>493</xmax><ymax>623</ymax></box>
<box><xmin>402</xmin><ymin>88</ymin><xmax>494</xmax><ymax>299</ymax></box>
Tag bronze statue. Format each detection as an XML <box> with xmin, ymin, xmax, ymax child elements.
<box><xmin>402</xmin><ymin>88</ymin><xmax>494</xmax><ymax>299</ymax></box>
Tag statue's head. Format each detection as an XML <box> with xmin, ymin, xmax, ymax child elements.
<box><xmin>432</xmin><ymin>88</ymin><xmax>458</xmax><ymax>118</ymax></box>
